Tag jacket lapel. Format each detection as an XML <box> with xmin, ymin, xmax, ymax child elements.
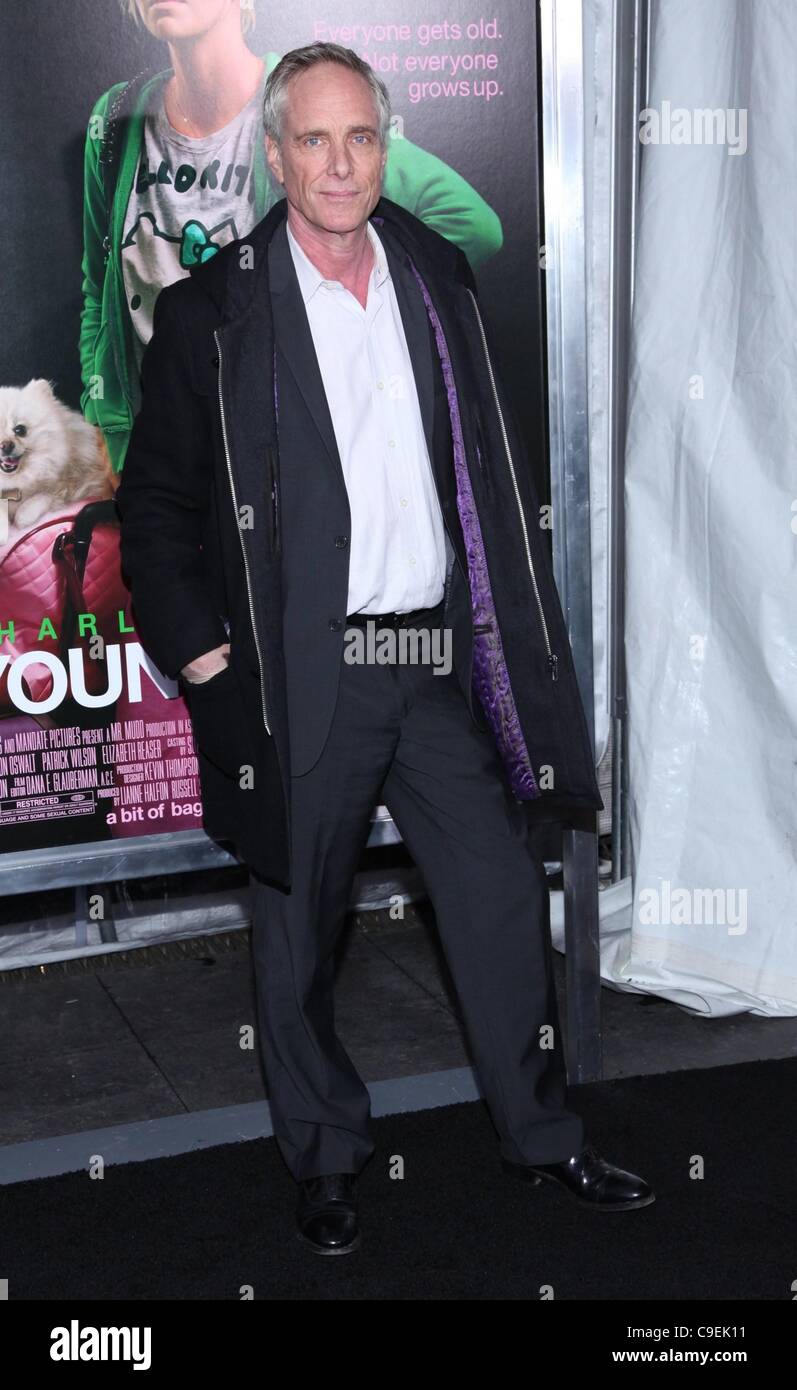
<box><xmin>379</xmin><ymin>227</ymin><xmax>435</xmax><ymax>462</ymax></box>
<box><xmin>268</xmin><ymin>218</ymin><xmax>345</xmax><ymax>485</ymax></box>
<box><xmin>208</xmin><ymin>200</ymin><xmax>459</xmax><ymax>559</ymax></box>
<box><xmin>213</xmin><ymin>303</ymin><xmax>275</xmax><ymax>485</ymax></box>
<box><xmin>378</xmin><ymin>222</ymin><xmax>465</xmax><ymax>570</ymax></box>
<box><xmin>267</xmin><ymin>214</ymin><xmax>439</xmax><ymax>492</ymax></box>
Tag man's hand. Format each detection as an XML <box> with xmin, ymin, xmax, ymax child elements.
<box><xmin>181</xmin><ymin>643</ymin><xmax>231</xmax><ymax>684</ymax></box>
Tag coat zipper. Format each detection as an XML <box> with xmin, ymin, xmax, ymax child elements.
<box><xmin>464</xmin><ymin>287</ymin><xmax>558</xmax><ymax>682</ymax></box>
<box><xmin>213</xmin><ymin>328</ymin><xmax>271</xmax><ymax>734</ymax></box>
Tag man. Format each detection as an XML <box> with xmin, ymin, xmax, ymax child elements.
<box><xmin>117</xmin><ymin>41</ymin><xmax>653</xmax><ymax>1257</ymax></box>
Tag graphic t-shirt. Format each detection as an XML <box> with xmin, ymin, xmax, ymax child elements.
<box><xmin>122</xmin><ymin>69</ymin><xmax>270</xmax><ymax>376</ymax></box>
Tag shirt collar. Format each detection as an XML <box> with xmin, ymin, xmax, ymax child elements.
<box><xmin>286</xmin><ymin>217</ymin><xmax>389</xmax><ymax>304</ymax></box>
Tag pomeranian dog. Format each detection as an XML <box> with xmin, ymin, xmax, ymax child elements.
<box><xmin>0</xmin><ymin>379</ymin><xmax>115</xmax><ymax>538</ymax></box>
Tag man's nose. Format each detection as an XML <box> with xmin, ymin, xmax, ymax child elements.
<box><xmin>326</xmin><ymin>143</ymin><xmax>355</xmax><ymax>178</ymax></box>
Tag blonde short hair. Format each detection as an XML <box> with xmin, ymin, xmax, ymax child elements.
<box><xmin>123</xmin><ymin>1</ymin><xmax>256</xmax><ymax>35</ymax></box>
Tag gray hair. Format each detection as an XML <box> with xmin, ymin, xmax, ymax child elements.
<box><xmin>263</xmin><ymin>43</ymin><xmax>392</xmax><ymax>147</ymax></box>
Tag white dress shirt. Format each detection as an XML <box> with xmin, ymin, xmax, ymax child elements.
<box><xmin>286</xmin><ymin>219</ymin><xmax>447</xmax><ymax>615</ymax></box>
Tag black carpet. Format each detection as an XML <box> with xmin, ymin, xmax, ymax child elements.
<box><xmin>3</xmin><ymin>1056</ymin><xmax>796</xmax><ymax>1300</ymax></box>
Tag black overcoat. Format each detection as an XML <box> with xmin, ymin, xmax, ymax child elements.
<box><xmin>116</xmin><ymin>195</ymin><xmax>602</xmax><ymax>886</ymax></box>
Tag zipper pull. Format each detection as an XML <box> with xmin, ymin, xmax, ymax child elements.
<box><xmin>548</xmin><ymin>653</ymin><xmax>559</xmax><ymax>681</ymax></box>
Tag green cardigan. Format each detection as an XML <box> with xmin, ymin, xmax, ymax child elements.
<box><xmin>79</xmin><ymin>53</ymin><xmax>503</xmax><ymax>472</ymax></box>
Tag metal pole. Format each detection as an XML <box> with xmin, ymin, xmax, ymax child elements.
<box><xmin>539</xmin><ymin>0</ymin><xmax>601</xmax><ymax>1082</ymax></box>
<box><xmin>609</xmin><ymin>0</ymin><xmax>649</xmax><ymax>885</ymax></box>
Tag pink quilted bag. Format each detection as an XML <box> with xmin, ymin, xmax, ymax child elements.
<box><xmin>0</xmin><ymin>498</ymin><xmax>127</xmax><ymax>716</ymax></box>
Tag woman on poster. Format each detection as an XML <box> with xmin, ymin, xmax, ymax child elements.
<box><xmin>80</xmin><ymin>0</ymin><xmax>504</xmax><ymax>471</ymax></box>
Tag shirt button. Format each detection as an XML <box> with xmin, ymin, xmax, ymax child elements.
<box><xmin>400</xmin><ymin>497</ymin><xmax>409</xmax><ymax>507</ymax></box>
<box><xmin>376</xmin><ymin>381</ymin><xmax>384</xmax><ymax>390</ymax></box>
<box><xmin>334</xmin><ymin>535</ymin><xmax>349</xmax><ymax>549</ymax></box>
<box><xmin>388</xmin><ymin>439</ymin><xmax>396</xmax><ymax>448</ymax></box>
<box><xmin>408</xmin><ymin>556</ymin><xmax>416</xmax><ymax>566</ymax></box>
<box><xmin>328</xmin><ymin>618</ymin><xmax>343</xmax><ymax>632</ymax></box>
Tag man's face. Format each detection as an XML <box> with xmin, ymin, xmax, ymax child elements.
<box><xmin>266</xmin><ymin>63</ymin><xmax>388</xmax><ymax>238</ymax></box>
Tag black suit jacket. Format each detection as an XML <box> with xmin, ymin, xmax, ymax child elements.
<box><xmin>268</xmin><ymin>217</ymin><xmax>479</xmax><ymax>775</ymax></box>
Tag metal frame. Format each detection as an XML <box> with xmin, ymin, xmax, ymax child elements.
<box><xmin>0</xmin><ymin>807</ymin><xmax>401</xmax><ymax>895</ymax></box>
<box><xmin>539</xmin><ymin>0</ymin><xmax>648</xmax><ymax>1083</ymax></box>
<box><xmin>609</xmin><ymin>0</ymin><xmax>649</xmax><ymax>885</ymax></box>
<box><xmin>539</xmin><ymin>0</ymin><xmax>600</xmax><ymax>1083</ymax></box>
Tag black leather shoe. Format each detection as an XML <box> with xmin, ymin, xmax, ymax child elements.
<box><xmin>296</xmin><ymin>1173</ymin><xmax>360</xmax><ymax>1255</ymax></box>
<box><xmin>502</xmin><ymin>1143</ymin><xmax>655</xmax><ymax>1211</ymax></box>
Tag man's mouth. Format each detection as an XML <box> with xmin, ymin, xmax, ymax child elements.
<box><xmin>0</xmin><ymin>457</ymin><xmax>20</xmax><ymax>473</ymax></box>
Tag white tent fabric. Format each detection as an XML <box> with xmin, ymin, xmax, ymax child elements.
<box><xmin>620</xmin><ymin>0</ymin><xmax>797</xmax><ymax>1015</ymax></box>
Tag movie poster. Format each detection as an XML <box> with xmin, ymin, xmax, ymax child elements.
<box><xmin>0</xmin><ymin>0</ymin><xmax>544</xmax><ymax>856</ymax></box>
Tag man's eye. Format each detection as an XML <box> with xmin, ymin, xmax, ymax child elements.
<box><xmin>305</xmin><ymin>136</ymin><xmax>322</xmax><ymax>147</ymax></box>
<box><xmin>352</xmin><ymin>134</ymin><xmax>370</xmax><ymax>144</ymax></box>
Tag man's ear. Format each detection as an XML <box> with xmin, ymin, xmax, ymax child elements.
<box><xmin>265</xmin><ymin>134</ymin><xmax>283</xmax><ymax>185</ymax></box>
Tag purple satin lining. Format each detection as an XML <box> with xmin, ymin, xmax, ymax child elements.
<box><xmin>404</xmin><ymin>257</ymin><xmax>540</xmax><ymax>800</ymax></box>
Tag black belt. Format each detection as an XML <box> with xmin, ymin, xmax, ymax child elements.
<box><xmin>345</xmin><ymin>599</ymin><xmax>445</xmax><ymax>629</ymax></box>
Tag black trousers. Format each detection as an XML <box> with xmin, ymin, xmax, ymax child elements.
<box><xmin>250</xmin><ymin>619</ymin><xmax>585</xmax><ymax>1181</ymax></box>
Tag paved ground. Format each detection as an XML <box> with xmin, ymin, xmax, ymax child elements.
<box><xmin>3</xmin><ymin>891</ymin><xmax>797</xmax><ymax>1149</ymax></box>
